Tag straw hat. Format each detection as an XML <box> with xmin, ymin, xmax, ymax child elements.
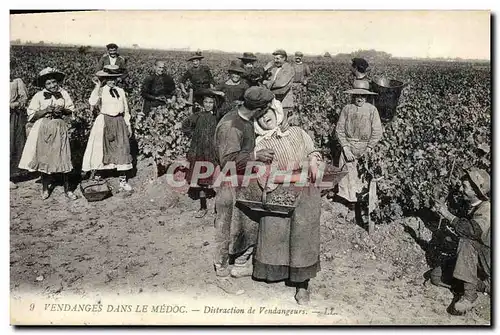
<box><xmin>238</xmin><ymin>52</ymin><xmax>258</xmax><ymax>62</ymax></box>
<box><xmin>34</xmin><ymin>67</ymin><xmax>65</xmax><ymax>87</ymax></box>
<box><xmin>188</xmin><ymin>51</ymin><xmax>204</xmax><ymax>61</ymax></box>
<box><xmin>467</xmin><ymin>168</ymin><xmax>490</xmax><ymax>199</ymax></box>
<box><xmin>344</xmin><ymin>79</ymin><xmax>377</xmax><ymax>95</ymax></box>
<box><xmin>95</xmin><ymin>65</ymin><xmax>124</xmax><ymax>78</ymax></box>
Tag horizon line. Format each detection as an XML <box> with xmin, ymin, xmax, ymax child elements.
<box><xmin>9</xmin><ymin>41</ymin><xmax>491</xmax><ymax>62</ymax></box>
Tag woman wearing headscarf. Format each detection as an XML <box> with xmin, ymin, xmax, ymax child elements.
<box><xmin>82</xmin><ymin>65</ymin><xmax>133</xmax><ymax>192</ymax></box>
<box><xmin>252</xmin><ymin>99</ymin><xmax>322</xmax><ymax>305</ymax></box>
<box><xmin>10</xmin><ymin>61</ymin><xmax>29</xmax><ymax>189</ymax></box>
<box><xmin>18</xmin><ymin>67</ymin><xmax>77</xmax><ymax>200</ymax></box>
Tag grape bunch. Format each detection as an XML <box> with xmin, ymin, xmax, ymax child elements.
<box><xmin>267</xmin><ymin>187</ymin><xmax>299</xmax><ymax>207</ymax></box>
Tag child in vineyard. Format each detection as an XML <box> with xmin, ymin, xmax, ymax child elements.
<box><xmin>182</xmin><ymin>88</ymin><xmax>224</xmax><ymax>218</ymax></box>
<box><xmin>252</xmin><ymin>99</ymin><xmax>322</xmax><ymax>305</ymax></box>
<box><xmin>18</xmin><ymin>67</ymin><xmax>77</xmax><ymax>200</ymax></box>
<box><xmin>335</xmin><ymin>79</ymin><xmax>382</xmax><ymax>221</ymax></box>
<box><xmin>215</xmin><ymin>61</ymin><xmax>249</xmax><ymax>120</ymax></box>
<box><xmin>81</xmin><ymin>65</ymin><xmax>133</xmax><ymax>192</ymax></box>
<box><xmin>432</xmin><ymin>168</ymin><xmax>490</xmax><ymax>314</ymax></box>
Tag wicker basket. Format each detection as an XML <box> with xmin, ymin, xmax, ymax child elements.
<box><xmin>80</xmin><ymin>178</ymin><xmax>112</xmax><ymax>202</ymax></box>
<box><xmin>321</xmin><ymin>164</ymin><xmax>348</xmax><ymax>185</ymax></box>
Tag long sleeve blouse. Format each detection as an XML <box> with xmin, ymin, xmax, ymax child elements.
<box><xmin>27</xmin><ymin>88</ymin><xmax>75</xmax><ymax>122</ymax></box>
<box><xmin>89</xmin><ymin>85</ymin><xmax>131</xmax><ymax>126</ymax></box>
<box><xmin>336</xmin><ymin>102</ymin><xmax>383</xmax><ymax>150</ymax></box>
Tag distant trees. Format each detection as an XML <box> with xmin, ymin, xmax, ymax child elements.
<box><xmin>350</xmin><ymin>49</ymin><xmax>392</xmax><ymax>62</ymax></box>
<box><xmin>78</xmin><ymin>45</ymin><xmax>92</xmax><ymax>54</ymax></box>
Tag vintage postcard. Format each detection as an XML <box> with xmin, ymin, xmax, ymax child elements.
<box><xmin>9</xmin><ymin>10</ymin><xmax>491</xmax><ymax>325</ymax></box>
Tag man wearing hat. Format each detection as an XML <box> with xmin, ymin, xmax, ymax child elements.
<box><xmin>215</xmin><ymin>60</ymin><xmax>249</xmax><ymax>120</ymax></box>
<box><xmin>141</xmin><ymin>60</ymin><xmax>177</xmax><ymax>116</ymax></box>
<box><xmin>213</xmin><ymin>86</ymin><xmax>276</xmax><ymax>294</ymax></box>
<box><xmin>263</xmin><ymin>49</ymin><xmax>296</xmax><ymax>124</ymax></box>
<box><xmin>180</xmin><ymin>51</ymin><xmax>216</xmax><ymax>103</ymax></box>
<box><xmin>238</xmin><ymin>52</ymin><xmax>265</xmax><ymax>87</ymax></box>
<box><xmin>292</xmin><ymin>51</ymin><xmax>312</xmax><ymax>86</ymax></box>
<box><xmin>97</xmin><ymin>43</ymin><xmax>128</xmax><ymax>72</ymax></box>
<box><xmin>433</xmin><ymin>168</ymin><xmax>491</xmax><ymax>314</ymax></box>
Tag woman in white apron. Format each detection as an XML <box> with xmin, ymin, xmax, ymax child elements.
<box><xmin>82</xmin><ymin>65</ymin><xmax>133</xmax><ymax>192</ymax></box>
<box><xmin>18</xmin><ymin>67</ymin><xmax>77</xmax><ymax>200</ymax></box>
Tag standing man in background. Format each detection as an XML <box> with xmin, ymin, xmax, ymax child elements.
<box><xmin>97</xmin><ymin>43</ymin><xmax>129</xmax><ymax>91</ymax></box>
<box><xmin>292</xmin><ymin>51</ymin><xmax>312</xmax><ymax>86</ymax></box>
<box><xmin>97</xmin><ymin>43</ymin><xmax>128</xmax><ymax>72</ymax></box>
<box><xmin>141</xmin><ymin>60</ymin><xmax>176</xmax><ymax>116</ymax></box>
<box><xmin>263</xmin><ymin>49</ymin><xmax>295</xmax><ymax>125</ymax></box>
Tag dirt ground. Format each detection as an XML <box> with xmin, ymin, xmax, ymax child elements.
<box><xmin>10</xmin><ymin>161</ymin><xmax>491</xmax><ymax>325</ymax></box>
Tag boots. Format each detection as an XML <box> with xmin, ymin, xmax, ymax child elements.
<box><xmin>230</xmin><ymin>248</ymin><xmax>254</xmax><ymax>278</ymax></box>
<box><xmin>41</xmin><ymin>173</ymin><xmax>50</xmax><ymax>200</ymax></box>
<box><xmin>454</xmin><ymin>282</ymin><xmax>479</xmax><ymax>314</ymax></box>
<box><xmin>64</xmin><ymin>173</ymin><xmax>78</xmax><ymax>200</ymax></box>
<box><xmin>195</xmin><ymin>192</ymin><xmax>208</xmax><ymax>218</ymax></box>
<box><xmin>214</xmin><ymin>263</ymin><xmax>244</xmax><ymax>295</ymax></box>
<box><xmin>119</xmin><ymin>175</ymin><xmax>133</xmax><ymax>192</ymax></box>
<box><xmin>294</xmin><ymin>280</ymin><xmax>310</xmax><ymax>305</ymax></box>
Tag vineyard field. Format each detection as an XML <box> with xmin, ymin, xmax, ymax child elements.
<box><xmin>10</xmin><ymin>45</ymin><xmax>491</xmax><ymax>324</ymax></box>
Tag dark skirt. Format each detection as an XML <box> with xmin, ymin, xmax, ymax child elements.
<box><xmin>253</xmin><ymin>184</ymin><xmax>322</xmax><ymax>283</ymax></box>
<box><xmin>10</xmin><ymin>108</ymin><xmax>27</xmax><ymax>178</ymax></box>
<box><xmin>102</xmin><ymin>114</ymin><xmax>132</xmax><ymax>166</ymax></box>
<box><xmin>185</xmin><ymin>112</ymin><xmax>218</xmax><ymax>186</ymax></box>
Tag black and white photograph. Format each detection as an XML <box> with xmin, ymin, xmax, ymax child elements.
<box><xmin>8</xmin><ymin>9</ymin><xmax>491</xmax><ymax>325</ymax></box>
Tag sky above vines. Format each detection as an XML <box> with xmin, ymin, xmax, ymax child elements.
<box><xmin>10</xmin><ymin>10</ymin><xmax>490</xmax><ymax>60</ymax></box>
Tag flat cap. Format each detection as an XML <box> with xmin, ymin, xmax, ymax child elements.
<box><xmin>272</xmin><ymin>49</ymin><xmax>287</xmax><ymax>57</ymax></box>
<box><xmin>244</xmin><ymin>86</ymin><xmax>275</xmax><ymax>110</ymax></box>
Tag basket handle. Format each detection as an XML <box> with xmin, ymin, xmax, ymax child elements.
<box><xmin>261</xmin><ymin>176</ymin><xmax>268</xmax><ymax>205</ymax></box>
